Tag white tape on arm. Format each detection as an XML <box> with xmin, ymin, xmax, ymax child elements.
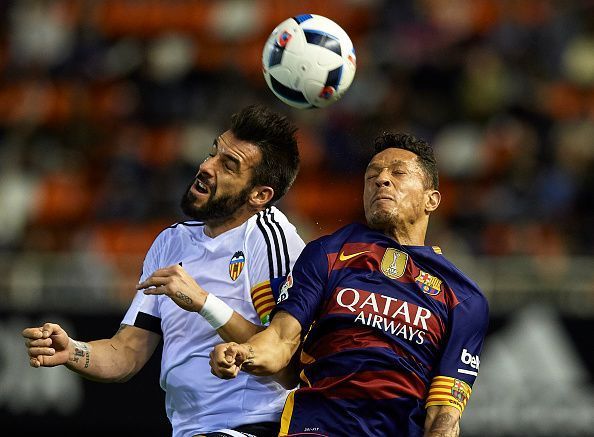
<box><xmin>199</xmin><ymin>294</ymin><xmax>234</xmax><ymax>329</ymax></box>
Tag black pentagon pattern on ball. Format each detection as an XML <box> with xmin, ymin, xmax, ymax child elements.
<box><xmin>303</xmin><ymin>30</ymin><xmax>342</xmax><ymax>57</ymax></box>
<box><xmin>269</xmin><ymin>75</ymin><xmax>313</xmax><ymax>107</ymax></box>
<box><xmin>268</xmin><ymin>44</ymin><xmax>284</xmax><ymax>67</ymax></box>
<box><xmin>325</xmin><ymin>66</ymin><xmax>343</xmax><ymax>90</ymax></box>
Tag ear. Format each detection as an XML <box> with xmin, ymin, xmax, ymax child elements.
<box><xmin>248</xmin><ymin>185</ymin><xmax>275</xmax><ymax>209</ymax></box>
<box><xmin>425</xmin><ymin>189</ymin><xmax>441</xmax><ymax>213</ymax></box>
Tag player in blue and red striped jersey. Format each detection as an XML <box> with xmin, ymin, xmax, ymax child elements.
<box><xmin>210</xmin><ymin>132</ymin><xmax>489</xmax><ymax>437</ymax></box>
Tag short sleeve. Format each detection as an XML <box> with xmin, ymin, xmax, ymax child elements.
<box><xmin>272</xmin><ymin>239</ymin><xmax>328</xmax><ymax>334</ymax></box>
<box><xmin>121</xmin><ymin>233</ymin><xmax>165</xmax><ymax>335</ymax></box>
<box><xmin>248</xmin><ymin>208</ymin><xmax>305</xmax><ymax>324</ymax></box>
<box><xmin>426</xmin><ymin>295</ymin><xmax>489</xmax><ymax>413</ymax></box>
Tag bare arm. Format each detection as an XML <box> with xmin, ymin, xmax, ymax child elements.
<box><xmin>137</xmin><ymin>264</ymin><xmax>264</xmax><ymax>343</ymax></box>
<box><xmin>210</xmin><ymin>311</ymin><xmax>302</xmax><ymax>378</ymax></box>
<box><xmin>424</xmin><ymin>405</ymin><xmax>461</xmax><ymax>437</ymax></box>
<box><xmin>23</xmin><ymin>322</ymin><xmax>161</xmax><ymax>383</ymax></box>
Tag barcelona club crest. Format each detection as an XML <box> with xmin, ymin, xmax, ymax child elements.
<box><xmin>380</xmin><ymin>248</ymin><xmax>408</xmax><ymax>279</ymax></box>
<box><xmin>229</xmin><ymin>251</ymin><xmax>245</xmax><ymax>281</ymax></box>
<box><xmin>415</xmin><ymin>270</ymin><xmax>442</xmax><ymax>296</ymax></box>
<box><xmin>451</xmin><ymin>379</ymin><xmax>470</xmax><ymax>404</ymax></box>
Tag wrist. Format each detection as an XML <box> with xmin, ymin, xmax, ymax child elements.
<box><xmin>199</xmin><ymin>294</ymin><xmax>234</xmax><ymax>329</ymax></box>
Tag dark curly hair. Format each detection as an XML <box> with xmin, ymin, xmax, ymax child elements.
<box><xmin>373</xmin><ymin>132</ymin><xmax>439</xmax><ymax>190</ymax></box>
<box><xmin>230</xmin><ymin>105</ymin><xmax>300</xmax><ymax>205</ymax></box>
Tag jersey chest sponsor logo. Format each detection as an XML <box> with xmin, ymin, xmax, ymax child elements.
<box><xmin>335</xmin><ymin>287</ymin><xmax>434</xmax><ymax>345</ymax></box>
<box><xmin>380</xmin><ymin>248</ymin><xmax>408</xmax><ymax>279</ymax></box>
<box><xmin>415</xmin><ymin>270</ymin><xmax>443</xmax><ymax>296</ymax></box>
<box><xmin>229</xmin><ymin>251</ymin><xmax>245</xmax><ymax>281</ymax></box>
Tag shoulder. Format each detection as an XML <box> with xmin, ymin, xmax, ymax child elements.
<box><xmin>148</xmin><ymin>220</ymin><xmax>204</xmax><ymax>252</ymax></box>
<box><xmin>312</xmin><ymin>222</ymin><xmax>369</xmax><ymax>252</ymax></box>
<box><xmin>437</xmin><ymin>255</ymin><xmax>488</xmax><ymax>311</ymax></box>
<box><xmin>246</xmin><ymin>206</ymin><xmax>300</xmax><ymax>246</ymax></box>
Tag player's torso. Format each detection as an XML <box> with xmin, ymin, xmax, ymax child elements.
<box><xmin>293</xmin><ymin>226</ymin><xmax>458</xmax><ymax>436</ymax></box>
<box><xmin>155</xmin><ymin>221</ymin><xmax>287</xmax><ymax>434</ymax></box>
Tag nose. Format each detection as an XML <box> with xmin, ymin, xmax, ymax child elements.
<box><xmin>198</xmin><ymin>155</ymin><xmax>216</xmax><ymax>178</ymax></box>
<box><xmin>375</xmin><ymin>169</ymin><xmax>392</xmax><ymax>188</ymax></box>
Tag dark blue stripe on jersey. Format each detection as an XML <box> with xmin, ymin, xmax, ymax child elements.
<box><xmin>268</xmin><ymin>43</ymin><xmax>285</xmax><ymax>67</ymax></box>
<box><xmin>303</xmin><ymin>30</ymin><xmax>342</xmax><ymax>56</ymax></box>
<box><xmin>263</xmin><ymin>211</ymin><xmax>282</xmax><ymax>277</ymax></box>
<box><xmin>303</xmin><ymin>347</ymin><xmax>428</xmax><ymax>387</ymax></box>
<box><xmin>256</xmin><ymin>212</ymin><xmax>275</xmax><ymax>279</ymax></box>
<box><xmin>133</xmin><ymin>312</ymin><xmax>162</xmax><ymax>336</ymax></box>
<box><xmin>293</xmin><ymin>14</ymin><xmax>313</xmax><ymax>24</ymax></box>
<box><xmin>269</xmin><ymin>210</ymin><xmax>290</xmax><ymax>276</ymax></box>
<box><xmin>269</xmin><ymin>76</ymin><xmax>309</xmax><ymax>104</ymax></box>
<box><xmin>325</xmin><ymin>66</ymin><xmax>343</xmax><ymax>90</ymax></box>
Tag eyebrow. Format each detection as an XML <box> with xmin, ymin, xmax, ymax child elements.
<box><xmin>366</xmin><ymin>160</ymin><xmax>407</xmax><ymax>171</ymax></box>
<box><xmin>213</xmin><ymin>137</ymin><xmax>241</xmax><ymax>168</ymax></box>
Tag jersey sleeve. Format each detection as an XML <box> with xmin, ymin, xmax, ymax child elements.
<box><xmin>121</xmin><ymin>232</ymin><xmax>166</xmax><ymax>335</ymax></box>
<box><xmin>426</xmin><ymin>294</ymin><xmax>489</xmax><ymax>414</ymax></box>
<box><xmin>248</xmin><ymin>209</ymin><xmax>305</xmax><ymax>325</ymax></box>
<box><xmin>272</xmin><ymin>239</ymin><xmax>328</xmax><ymax>334</ymax></box>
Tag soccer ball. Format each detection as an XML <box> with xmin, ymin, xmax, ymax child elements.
<box><xmin>262</xmin><ymin>14</ymin><xmax>356</xmax><ymax>109</ymax></box>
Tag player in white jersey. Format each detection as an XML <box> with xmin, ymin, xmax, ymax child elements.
<box><xmin>21</xmin><ymin>105</ymin><xmax>305</xmax><ymax>437</ymax></box>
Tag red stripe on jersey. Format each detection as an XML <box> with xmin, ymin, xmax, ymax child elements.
<box><xmin>327</xmin><ymin>243</ymin><xmax>415</xmax><ymax>283</ymax></box>
<box><xmin>306</xmin><ymin>326</ymin><xmax>413</xmax><ymax>362</ymax></box>
<box><xmin>323</xmin><ymin>287</ymin><xmax>444</xmax><ymax>346</ymax></box>
<box><xmin>304</xmin><ymin>369</ymin><xmax>426</xmax><ymax>400</ymax></box>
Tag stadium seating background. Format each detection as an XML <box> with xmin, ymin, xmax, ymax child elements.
<box><xmin>1</xmin><ymin>1</ymin><xmax>593</xmax><ymax>435</ymax></box>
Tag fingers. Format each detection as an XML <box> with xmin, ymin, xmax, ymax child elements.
<box><xmin>41</xmin><ymin>323</ymin><xmax>64</xmax><ymax>339</ymax></box>
<box><xmin>27</xmin><ymin>347</ymin><xmax>55</xmax><ymax>358</ymax></box>
<box><xmin>22</xmin><ymin>327</ymin><xmax>45</xmax><ymax>340</ymax></box>
<box><xmin>136</xmin><ymin>277</ymin><xmax>169</xmax><ymax>291</ymax></box>
<box><xmin>209</xmin><ymin>343</ymin><xmax>242</xmax><ymax>379</ymax></box>
<box><xmin>24</xmin><ymin>337</ymin><xmax>53</xmax><ymax>348</ymax></box>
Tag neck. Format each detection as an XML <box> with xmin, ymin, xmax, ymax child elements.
<box><xmin>203</xmin><ymin>205</ymin><xmax>262</xmax><ymax>238</ymax></box>
<box><xmin>380</xmin><ymin>217</ymin><xmax>429</xmax><ymax>246</ymax></box>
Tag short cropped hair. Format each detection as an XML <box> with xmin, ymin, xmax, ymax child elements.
<box><xmin>373</xmin><ymin>132</ymin><xmax>439</xmax><ymax>190</ymax></box>
<box><xmin>230</xmin><ymin>105</ymin><xmax>300</xmax><ymax>204</ymax></box>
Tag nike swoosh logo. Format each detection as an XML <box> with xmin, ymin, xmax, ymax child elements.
<box><xmin>339</xmin><ymin>250</ymin><xmax>370</xmax><ymax>261</ymax></box>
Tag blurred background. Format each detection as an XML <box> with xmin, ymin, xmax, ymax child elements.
<box><xmin>0</xmin><ymin>0</ymin><xmax>593</xmax><ymax>435</ymax></box>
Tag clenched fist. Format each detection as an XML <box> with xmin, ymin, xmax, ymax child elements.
<box><xmin>22</xmin><ymin>323</ymin><xmax>71</xmax><ymax>368</ymax></box>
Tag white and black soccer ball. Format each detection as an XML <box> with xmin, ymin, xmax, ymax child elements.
<box><xmin>262</xmin><ymin>14</ymin><xmax>356</xmax><ymax>109</ymax></box>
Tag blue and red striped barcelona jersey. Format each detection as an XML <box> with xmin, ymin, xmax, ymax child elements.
<box><xmin>273</xmin><ymin>223</ymin><xmax>489</xmax><ymax>436</ymax></box>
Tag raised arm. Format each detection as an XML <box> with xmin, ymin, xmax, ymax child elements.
<box><xmin>136</xmin><ymin>264</ymin><xmax>266</xmax><ymax>342</ymax></box>
<box><xmin>209</xmin><ymin>311</ymin><xmax>302</xmax><ymax>379</ymax></box>
<box><xmin>23</xmin><ymin>322</ymin><xmax>161</xmax><ymax>383</ymax></box>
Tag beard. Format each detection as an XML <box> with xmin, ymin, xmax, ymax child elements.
<box><xmin>180</xmin><ymin>180</ymin><xmax>252</xmax><ymax>223</ymax></box>
<box><xmin>366</xmin><ymin>209</ymin><xmax>396</xmax><ymax>232</ymax></box>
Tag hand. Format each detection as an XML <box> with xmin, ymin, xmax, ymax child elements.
<box><xmin>136</xmin><ymin>264</ymin><xmax>208</xmax><ymax>312</ymax></box>
<box><xmin>209</xmin><ymin>342</ymin><xmax>254</xmax><ymax>379</ymax></box>
<box><xmin>22</xmin><ymin>323</ymin><xmax>71</xmax><ymax>368</ymax></box>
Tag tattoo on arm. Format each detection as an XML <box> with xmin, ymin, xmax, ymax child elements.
<box><xmin>176</xmin><ymin>291</ymin><xmax>193</xmax><ymax>305</ymax></box>
<box><xmin>70</xmin><ymin>341</ymin><xmax>91</xmax><ymax>369</ymax></box>
<box><xmin>242</xmin><ymin>344</ymin><xmax>256</xmax><ymax>367</ymax></box>
<box><xmin>428</xmin><ymin>413</ymin><xmax>459</xmax><ymax>437</ymax></box>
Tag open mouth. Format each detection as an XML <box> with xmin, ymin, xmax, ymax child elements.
<box><xmin>195</xmin><ymin>179</ymin><xmax>209</xmax><ymax>194</ymax></box>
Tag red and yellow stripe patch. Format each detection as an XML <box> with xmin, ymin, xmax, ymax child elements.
<box><xmin>426</xmin><ymin>376</ymin><xmax>472</xmax><ymax>414</ymax></box>
<box><xmin>250</xmin><ymin>280</ymin><xmax>276</xmax><ymax>324</ymax></box>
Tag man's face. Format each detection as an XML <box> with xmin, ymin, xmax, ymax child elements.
<box><xmin>181</xmin><ymin>130</ymin><xmax>261</xmax><ymax>222</ymax></box>
<box><xmin>363</xmin><ymin>148</ymin><xmax>430</xmax><ymax>232</ymax></box>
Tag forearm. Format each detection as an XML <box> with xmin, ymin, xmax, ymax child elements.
<box><xmin>424</xmin><ymin>406</ymin><xmax>461</xmax><ymax>437</ymax></box>
<box><xmin>65</xmin><ymin>338</ymin><xmax>141</xmax><ymax>383</ymax></box>
<box><xmin>216</xmin><ymin>311</ymin><xmax>265</xmax><ymax>343</ymax></box>
<box><xmin>242</xmin><ymin>312</ymin><xmax>301</xmax><ymax>376</ymax></box>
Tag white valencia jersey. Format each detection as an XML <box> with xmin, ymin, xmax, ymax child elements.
<box><xmin>122</xmin><ymin>206</ymin><xmax>305</xmax><ymax>437</ymax></box>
